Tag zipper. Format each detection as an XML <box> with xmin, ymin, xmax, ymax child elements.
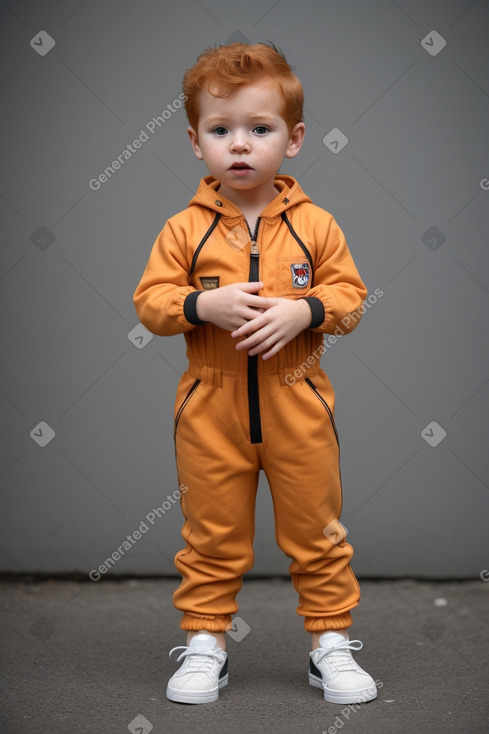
<box><xmin>246</xmin><ymin>218</ymin><xmax>261</xmax><ymax>268</ymax></box>
<box><xmin>174</xmin><ymin>378</ymin><xmax>201</xmax><ymax>438</ymax></box>
<box><xmin>304</xmin><ymin>377</ymin><xmax>339</xmax><ymax>446</ymax></box>
<box><xmin>246</xmin><ymin>217</ymin><xmax>262</xmax><ymax>444</ymax></box>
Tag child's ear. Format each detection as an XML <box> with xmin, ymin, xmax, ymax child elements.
<box><xmin>285</xmin><ymin>122</ymin><xmax>306</xmax><ymax>159</ymax></box>
<box><xmin>187</xmin><ymin>126</ymin><xmax>203</xmax><ymax>160</ymax></box>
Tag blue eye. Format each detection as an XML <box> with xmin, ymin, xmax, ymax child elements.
<box><xmin>253</xmin><ymin>126</ymin><xmax>268</xmax><ymax>135</ymax></box>
<box><xmin>213</xmin><ymin>126</ymin><xmax>228</xmax><ymax>135</ymax></box>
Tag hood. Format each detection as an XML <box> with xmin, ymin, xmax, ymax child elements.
<box><xmin>188</xmin><ymin>174</ymin><xmax>311</xmax><ymax>218</ymax></box>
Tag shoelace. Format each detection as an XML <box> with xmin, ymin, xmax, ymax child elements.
<box><xmin>169</xmin><ymin>644</ymin><xmax>224</xmax><ymax>673</ymax></box>
<box><xmin>314</xmin><ymin>639</ymin><xmax>363</xmax><ymax>671</ymax></box>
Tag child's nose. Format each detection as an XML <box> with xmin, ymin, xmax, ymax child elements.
<box><xmin>230</xmin><ymin>135</ymin><xmax>250</xmax><ymax>153</ymax></box>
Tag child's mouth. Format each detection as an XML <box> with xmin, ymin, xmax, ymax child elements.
<box><xmin>230</xmin><ymin>163</ymin><xmax>253</xmax><ymax>175</ymax></box>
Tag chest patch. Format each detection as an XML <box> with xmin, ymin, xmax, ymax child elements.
<box><xmin>290</xmin><ymin>263</ymin><xmax>310</xmax><ymax>288</ymax></box>
<box><xmin>200</xmin><ymin>277</ymin><xmax>219</xmax><ymax>290</ymax></box>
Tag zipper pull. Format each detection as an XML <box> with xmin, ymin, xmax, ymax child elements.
<box><xmin>250</xmin><ymin>242</ymin><xmax>259</xmax><ymax>257</ymax></box>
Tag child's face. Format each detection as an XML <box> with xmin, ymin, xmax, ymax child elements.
<box><xmin>187</xmin><ymin>77</ymin><xmax>304</xmax><ymax>193</ymax></box>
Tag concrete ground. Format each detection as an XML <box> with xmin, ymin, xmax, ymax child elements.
<box><xmin>1</xmin><ymin>577</ymin><xmax>488</xmax><ymax>734</ymax></box>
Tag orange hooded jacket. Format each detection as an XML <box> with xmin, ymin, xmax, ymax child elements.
<box><xmin>133</xmin><ymin>174</ymin><xmax>367</xmax><ymax>442</ymax></box>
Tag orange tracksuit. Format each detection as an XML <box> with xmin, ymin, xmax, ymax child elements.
<box><xmin>133</xmin><ymin>174</ymin><xmax>368</xmax><ymax>634</ymax></box>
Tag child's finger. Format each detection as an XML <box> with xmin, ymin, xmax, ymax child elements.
<box><xmin>231</xmin><ymin>314</ymin><xmax>265</xmax><ymax>338</ymax></box>
<box><xmin>236</xmin><ymin>281</ymin><xmax>264</xmax><ymax>292</ymax></box>
<box><xmin>244</xmin><ymin>295</ymin><xmax>274</xmax><ymax>309</ymax></box>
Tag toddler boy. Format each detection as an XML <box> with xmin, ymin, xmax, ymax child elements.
<box><xmin>133</xmin><ymin>42</ymin><xmax>377</xmax><ymax>705</ymax></box>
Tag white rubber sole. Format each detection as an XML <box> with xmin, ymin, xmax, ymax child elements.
<box><xmin>309</xmin><ymin>672</ymin><xmax>377</xmax><ymax>704</ymax></box>
<box><xmin>166</xmin><ymin>673</ymin><xmax>228</xmax><ymax>704</ymax></box>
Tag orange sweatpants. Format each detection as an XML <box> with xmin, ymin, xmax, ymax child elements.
<box><xmin>172</xmin><ymin>360</ymin><xmax>361</xmax><ymax>634</ymax></box>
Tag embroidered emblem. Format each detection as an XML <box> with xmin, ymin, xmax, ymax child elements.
<box><xmin>200</xmin><ymin>276</ymin><xmax>219</xmax><ymax>290</ymax></box>
<box><xmin>290</xmin><ymin>263</ymin><xmax>310</xmax><ymax>288</ymax></box>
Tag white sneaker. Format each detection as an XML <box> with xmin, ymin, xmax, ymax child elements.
<box><xmin>309</xmin><ymin>632</ymin><xmax>377</xmax><ymax>704</ymax></box>
<box><xmin>166</xmin><ymin>633</ymin><xmax>228</xmax><ymax>704</ymax></box>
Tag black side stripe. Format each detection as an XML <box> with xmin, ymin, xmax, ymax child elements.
<box><xmin>189</xmin><ymin>212</ymin><xmax>222</xmax><ymax>277</ymax></box>
<box><xmin>281</xmin><ymin>212</ymin><xmax>314</xmax><ymax>286</ymax></box>
<box><xmin>174</xmin><ymin>378</ymin><xmax>201</xmax><ymax>438</ymax></box>
<box><xmin>305</xmin><ymin>377</ymin><xmax>339</xmax><ymax>446</ymax></box>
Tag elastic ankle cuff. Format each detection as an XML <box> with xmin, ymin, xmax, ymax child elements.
<box><xmin>180</xmin><ymin>613</ymin><xmax>232</xmax><ymax>632</ymax></box>
<box><xmin>304</xmin><ymin>612</ymin><xmax>353</xmax><ymax>633</ymax></box>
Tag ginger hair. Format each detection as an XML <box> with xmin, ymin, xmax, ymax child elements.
<box><xmin>182</xmin><ymin>42</ymin><xmax>304</xmax><ymax>134</ymax></box>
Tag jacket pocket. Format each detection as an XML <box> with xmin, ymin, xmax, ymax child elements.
<box><xmin>174</xmin><ymin>378</ymin><xmax>201</xmax><ymax>438</ymax></box>
<box><xmin>275</xmin><ymin>257</ymin><xmax>312</xmax><ymax>296</ymax></box>
<box><xmin>305</xmin><ymin>377</ymin><xmax>339</xmax><ymax>445</ymax></box>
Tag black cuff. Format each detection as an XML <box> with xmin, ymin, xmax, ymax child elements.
<box><xmin>183</xmin><ymin>290</ymin><xmax>207</xmax><ymax>326</ymax></box>
<box><xmin>299</xmin><ymin>296</ymin><xmax>325</xmax><ymax>329</ymax></box>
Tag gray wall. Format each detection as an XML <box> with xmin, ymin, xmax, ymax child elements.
<box><xmin>1</xmin><ymin>0</ymin><xmax>488</xmax><ymax>579</ymax></box>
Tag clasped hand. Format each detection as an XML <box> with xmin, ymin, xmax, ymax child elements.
<box><xmin>196</xmin><ymin>281</ymin><xmax>312</xmax><ymax>360</ymax></box>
